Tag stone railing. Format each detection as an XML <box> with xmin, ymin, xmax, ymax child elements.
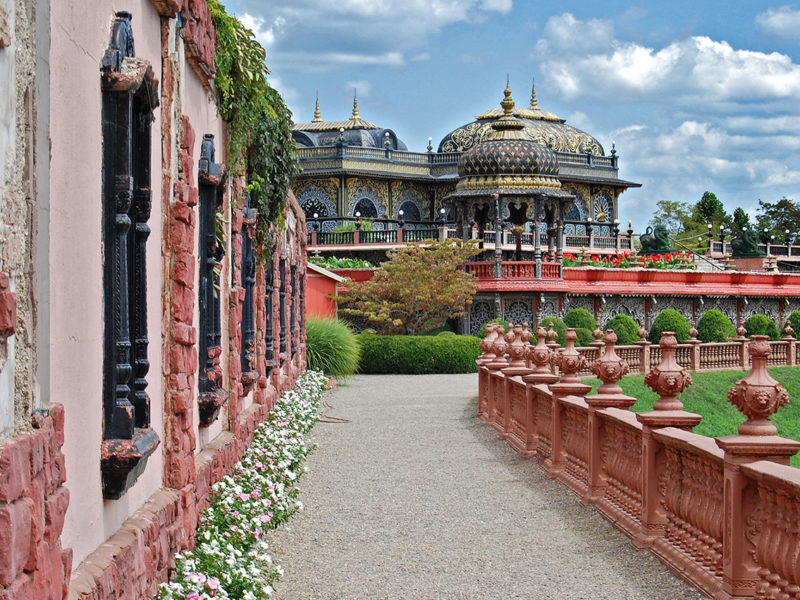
<box><xmin>476</xmin><ymin>323</ymin><xmax>800</xmax><ymax>599</ymax></box>
<box><xmin>572</xmin><ymin>330</ymin><xmax>797</xmax><ymax>376</ymax></box>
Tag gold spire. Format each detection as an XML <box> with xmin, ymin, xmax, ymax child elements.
<box><xmin>501</xmin><ymin>75</ymin><xmax>514</xmax><ymax>116</ymax></box>
<box><xmin>530</xmin><ymin>78</ymin><xmax>539</xmax><ymax>109</ymax></box>
<box><xmin>350</xmin><ymin>89</ymin><xmax>360</xmax><ymax>120</ymax></box>
<box><xmin>312</xmin><ymin>92</ymin><xmax>322</xmax><ymax>122</ymax></box>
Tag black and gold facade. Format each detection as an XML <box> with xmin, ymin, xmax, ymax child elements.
<box><xmin>291</xmin><ymin>83</ymin><xmax>638</xmax><ymax>232</ymax></box>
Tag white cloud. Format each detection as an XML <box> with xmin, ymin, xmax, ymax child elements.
<box><xmin>756</xmin><ymin>5</ymin><xmax>800</xmax><ymax>38</ymax></box>
<box><xmin>534</xmin><ymin>14</ymin><xmax>800</xmax><ymax>105</ymax></box>
<box><xmin>345</xmin><ymin>80</ymin><xmax>372</xmax><ymax>97</ymax></box>
<box><xmin>234</xmin><ymin>0</ymin><xmax>513</xmax><ymax>71</ymax></box>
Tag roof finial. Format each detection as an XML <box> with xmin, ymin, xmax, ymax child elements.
<box><xmin>312</xmin><ymin>91</ymin><xmax>322</xmax><ymax>122</ymax></box>
<box><xmin>350</xmin><ymin>89</ymin><xmax>361</xmax><ymax>120</ymax></box>
<box><xmin>500</xmin><ymin>76</ymin><xmax>515</xmax><ymax>117</ymax></box>
<box><xmin>530</xmin><ymin>77</ymin><xmax>539</xmax><ymax>110</ymax></box>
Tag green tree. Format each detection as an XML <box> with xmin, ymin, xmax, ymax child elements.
<box><xmin>649</xmin><ymin>200</ymin><xmax>694</xmax><ymax>236</ymax></box>
<box><xmin>337</xmin><ymin>240</ymin><xmax>481</xmax><ymax>335</ymax></box>
<box><xmin>756</xmin><ymin>197</ymin><xmax>800</xmax><ymax>243</ymax></box>
<box><xmin>732</xmin><ymin>207</ymin><xmax>751</xmax><ymax>234</ymax></box>
<box><xmin>693</xmin><ymin>191</ymin><xmax>726</xmax><ymax>225</ymax></box>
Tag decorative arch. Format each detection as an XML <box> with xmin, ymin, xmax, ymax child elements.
<box><xmin>593</xmin><ymin>193</ymin><xmax>612</xmax><ymax>236</ymax></box>
<box><xmin>564</xmin><ymin>192</ymin><xmax>587</xmax><ymax>236</ymax></box>
<box><xmin>297</xmin><ymin>185</ymin><xmax>337</xmax><ymax>232</ymax></box>
<box><xmin>395</xmin><ymin>189</ymin><xmax>427</xmax><ymax>221</ymax></box>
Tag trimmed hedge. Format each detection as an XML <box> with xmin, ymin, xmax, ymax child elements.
<box><xmin>649</xmin><ymin>309</ymin><xmax>691</xmax><ymax>343</ymax></box>
<box><xmin>788</xmin><ymin>310</ymin><xmax>800</xmax><ymax>339</ymax></box>
<box><xmin>575</xmin><ymin>327</ymin><xmax>594</xmax><ymax>347</ymax></box>
<box><xmin>537</xmin><ymin>316</ymin><xmax>567</xmax><ymax>346</ymax></box>
<box><xmin>606</xmin><ymin>313</ymin><xmax>639</xmax><ymax>345</ymax></box>
<box><xmin>743</xmin><ymin>314</ymin><xmax>780</xmax><ymax>340</ymax></box>
<box><xmin>564</xmin><ymin>308</ymin><xmax>596</xmax><ymax>331</ymax></box>
<box><xmin>356</xmin><ymin>334</ymin><xmax>481</xmax><ymax>374</ymax></box>
<box><xmin>477</xmin><ymin>318</ymin><xmax>509</xmax><ymax>339</ymax></box>
<box><xmin>696</xmin><ymin>309</ymin><xmax>736</xmax><ymax>342</ymax></box>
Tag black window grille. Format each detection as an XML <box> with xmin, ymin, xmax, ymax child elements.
<box><xmin>264</xmin><ymin>257</ymin><xmax>275</xmax><ymax>374</ymax></box>
<box><xmin>100</xmin><ymin>11</ymin><xmax>160</xmax><ymax>499</ymax></box>
<box><xmin>241</xmin><ymin>195</ymin><xmax>257</xmax><ymax>384</ymax></box>
<box><xmin>198</xmin><ymin>134</ymin><xmax>228</xmax><ymax>426</ymax></box>
<box><xmin>290</xmin><ymin>264</ymin><xmax>297</xmax><ymax>357</ymax></box>
<box><xmin>279</xmin><ymin>257</ymin><xmax>287</xmax><ymax>355</ymax></box>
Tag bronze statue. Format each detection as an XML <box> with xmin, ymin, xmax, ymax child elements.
<box><xmin>638</xmin><ymin>225</ymin><xmax>673</xmax><ymax>254</ymax></box>
<box><xmin>730</xmin><ymin>228</ymin><xmax>765</xmax><ymax>257</ymax></box>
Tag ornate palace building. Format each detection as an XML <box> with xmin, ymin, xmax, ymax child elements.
<box><xmin>291</xmin><ymin>83</ymin><xmax>639</xmax><ymax>238</ymax></box>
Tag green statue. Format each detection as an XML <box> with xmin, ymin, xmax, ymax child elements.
<box><xmin>638</xmin><ymin>225</ymin><xmax>674</xmax><ymax>255</ymax></box>
<box><xmin>730</xmin><ymin>228</ymin><xmax>765</xmax><ymax>258</ymax></box>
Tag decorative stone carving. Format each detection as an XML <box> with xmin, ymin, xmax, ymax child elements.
<box><xmin>526</xmin><ymin>326</ymin><xmax>553</xmax><ymax>376</ymax></box>
<box><xmin>726</xmin><ymin>336</ymin><xmax>790</xmax><ymax>436</ymax></box>
<box><xmin>591</xmin><ymin>321</ymin><xmax>604</xmax><ymax>347</ymax></box>
<box><xmin>503</xmin><ymin>322</ymin><xmax>531</xmax><ymax>372</ymax></box>
<box><xmin>552</xmin><ymin>328</ymin><xmax>586</xmax><ymax>384</ymax></box>
<box><xmin>644</xmin><ymin>331</ymin><xmax>693</xmax><ymax>411</ymax></box>
<box><xmin>477</xmin><ymin>322</ymin><xmax>502</xmax><ymax>365</ymax></box>
<box><xmin>591</xmin><ymin>330</ymin><xmax>630</xmax><ymax>395</ymax></box>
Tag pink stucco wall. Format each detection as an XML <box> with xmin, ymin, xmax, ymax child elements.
<box><xmin>49</xmin><ymin>1</ymin><xmax>166</xmax><ymax>568</ymax></box>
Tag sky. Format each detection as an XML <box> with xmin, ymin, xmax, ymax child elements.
<box><xmin>223</xmin><ymin>0</ymin><xmax>800</xmax><ymax>231</ymax></box>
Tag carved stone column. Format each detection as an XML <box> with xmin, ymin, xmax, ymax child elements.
<box><xmin>714</xmin><ymin>336</ymin><xmax>800</xmax><ymax>600</ymax></box>
<box><xmin>519</xmin><ymin>326</ymin><xmax>559</xmax><ymax>456</ymax></box>
<box><xmin>635</xmin><ymin>331</ymin><xmax>702</xmax><ymax>548</ymax></box>
<box><xmin>585</xmin><ymin>330</ymin><xmax>635</xmax><ymax>503</ymax></box>
<box><xmin>477</xmin><ymin>323</ymin><xmax>502</xmax><ymax>421</ymax></box>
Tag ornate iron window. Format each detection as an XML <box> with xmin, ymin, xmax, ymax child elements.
<box><xmin>279</xmin><ymin>257</ymin><xmax>287</xmax><ymax>355</ymax></box>
<box><xmin>100</xmin><ymin>12</ymin><xmax>160</xmax><ymax>499</ymax></box>
<box><xmin>264</xmin><ymin>257</ymin><xmax>275</xmax><ymax>374</ymax></box>
<box><xmin>241</xmin><ymin>195</ymin><xmax>257</xmax><ymax>385</ymax></box>
<box><xmin>198</xmin><ymin>134</ymin><xmax>228</xmax><ymax>426</ymax></box>
<box><xmin>290</xmin><ymin>264</ymin><xmax>297</xmax><ymax>357</ymax></box>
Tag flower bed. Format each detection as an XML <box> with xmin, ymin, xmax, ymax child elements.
<box><xmin>155</xmin><ymin>370</ymin><xmax>329</xmax><ymax>600</ymax></box>
<box><xmin>563</xmin><ymin>251</ymin><xmax>696</xmax><ymax>270</ymax></box>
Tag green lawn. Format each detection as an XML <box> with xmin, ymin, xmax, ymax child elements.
<box><xmin>583</xmin><ymin>366</ymin><xmax>800</xmax><ymax>468</ymax></box>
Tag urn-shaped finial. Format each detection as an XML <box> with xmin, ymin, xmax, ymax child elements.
<box><xmin>527</xmin><ymin>326</ymin><xmax>553</xmax><ymax>374</ymax></box>
<box><xmin>727</xmin><ymin>335</ymin><xmax>790</xmax><ymax>436</ymax></box>
<box><xmin>505</xmin><ymin>322</ymin><xmax>528</xmax><ymax>369</ymax></box>
<box><xmin>591</xmin><ymin>329</ymin><xmax>630</xmax><ymax>395</ymax></box>
<box><xmin>489</xmin><ymin>324</ymin><xmax>509</xmax><ymax>367</ymax></box>
<box><xmin>688</xmin><ymin>321</ymin><xmax>699</xmax><ymax>342</ymax></box>
<box><xmin>546</xmin><ymin>322</ymin><xmax>560</xmax><ymax>351</ymax></box>
<box><xmin>784</xmin><ymin>324</ymin><xmax>795</xmax><ymax>339</ymax></box>
<box><xmin>553</xmin><ymin>328</ymin><xmax>586</xmax><ymax>384</ymax></box>
<box><xmin>644</xmin><ymin>331</ymin><xmax>692</xmax><ymax>410</ymax></box>
<box><xmin>590</xmin><ymin>321</ymin><xmax>604</xmax><ymax>347</ymax></box>
<box><xmin>637</xmin><ymin>322</ymin><xmax>648</xmax><ymax>343</ymax></box>
<box><xmin>736</xmin><ymin>324</ymin><xmax>747</xmax><ymax>339</ymax></box>
<box><xmin>478</xmin><ymin>323</ymin><xmax>501</xmax><ymax>363</ymax></box>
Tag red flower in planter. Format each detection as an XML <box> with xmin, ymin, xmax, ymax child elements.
<box><xmin>665</xmin><ymin>253</ymin><xmax>673</xmax><ymax>262</ymax></box>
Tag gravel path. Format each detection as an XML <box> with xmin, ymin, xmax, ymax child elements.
<box><xmin>269</xmin><ymin>374</ymin><xmax>705</xmax><ymax>600</ymax></box>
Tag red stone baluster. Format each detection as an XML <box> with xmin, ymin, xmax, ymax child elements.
<box><xmin>477</xmin><ymin>323</ymin><xmax>501</xmax><ymax>421</ymax></box>
<box><xmin>635</xmin><ymin>331</ymin><xmax>702</xmax><ymax>548</ymax></box>
<box><xmin>546</xmin><ymin>328</ymin><xmax>591</xmax><ymax>477</ymax></box>
<box><xmin>484</xmin><ymin>324</ymin><xmax>509</xmax><ymax>427</ymax></box>
<box><xmin>585</xmin><ymin>330</ymin><xmax>635</xmax><ymax>503</ymax></box>
<box><xmin>499</xmin><ymin>323</ymin><xmax>533</xmax><ymax>439</ymax></box>
<box><xmin>715</xmin><ymin>336</ymin><xmax>800</xmax><ymax>599</ymax></box>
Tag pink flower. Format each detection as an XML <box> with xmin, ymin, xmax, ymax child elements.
<box><xmin>259</xmin><ymin>514</ymin><xmax>270</xmax><ymax>523</ymax></box>
<box><xmin>250</xmin><ymin>489</ymin><xmax>260</xmax><ymax>499</ymax></box>
<box><xmin>239</xmin><ymin>493</ymin><xmax>250</xmax><ymax>502</ymax></box>
<box><xmin>186</xmin><ymin>593</ymin><xmax>201</xmax><ymax>600</ymax></box>
<box><xmin>207</xmin><ymin>577</ymin><xmax>220</xmax><ymax>590</ymax></box>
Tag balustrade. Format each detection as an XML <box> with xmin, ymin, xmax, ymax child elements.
<box><xmin>474</xmin><ymin>324</ymin><xmax>800</xmax><ymax>599</ymax></box>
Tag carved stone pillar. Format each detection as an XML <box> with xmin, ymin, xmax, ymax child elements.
<box><xmin>714</xmin><ymin>336</ymin><xmax>800</xmax><ymax>599</ymax></box>
<box><xmin>635</xmin><ymin>331</ymin><xmax>702</xmax><ymax>548</ymax></box>
<box><xmin>585</xmin><ymin>330</ymin><xmax>635</xmax><ymax>503</ymax></box>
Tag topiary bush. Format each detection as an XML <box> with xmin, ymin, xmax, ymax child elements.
<box><xmin>605</xmin><ymin>313</ymin><xmax>639</xmax><ymax>345</ymax></box>
<box><xmin>743</xmin><ymin>314</ymin><xmax>780</xmax><ymax>340</ymax></box>
<box><xmin>649</xmin><ymin>309</ymin><xmax>691</xmax><ymax>343</ymax></box>
<box><xmin>696</xmin><ymin>309</ymin><xmax>736</xmax><ymax>342</ymax></box>
<box><xmin>788</xmin><ymin>310</ymin><xmax>800</xmax><ymax>339</ymax></box>
<box><xmin>477</xmin><ymin>318</ymin><xmax>509</xmax><ymax>339</ymax></box>
<box><xmin>575</xmin><ymin>327</ymin><xmax>594</xmax><ymax>347</ymax></box>
<box><xmin>564</xmin><ymin>308</ymin><xmax>596</xmax><ymax>331</ymax></box>
<box><xmin>305</xmin><ymin>318</ymin><xmax>361</xmax><ymax>377</ymax></box>
<box><xmin>356</xmin><ymin>334</ymin><xmax>481</xmax><ymax>374</ymax></box>
<box><xmin>537</xmin><ymin>316</ymin><xmax>567</xmax><ymax>346</ymax></box>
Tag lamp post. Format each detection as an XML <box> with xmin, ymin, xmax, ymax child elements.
<box><xmin>440</xmin><ymin>206</ymin><xmax>447</xmax><ymax>225</ymax></box>
<box><xmin>707</xmin><ymin>223</ymin><xmax>714</xmax><ymax>253</ymax></box>
<box><xmin>397</xmin><ymin>209</ymin><xmax>404</xmax><ymax>228</ymax></box>
<box><xmin>787</xmin><ymin>229</ymin><xmax>793</xmax><ymax>257</ymax></box>
<box><xmin>613</xmin><ymin>219</ymin><xmax>620</xmax><ymax>251</ymax></box>
<box><xmin>354</xmin><ymin>211</ymin><xmax>361</xmax><ymax>230</ymax></box>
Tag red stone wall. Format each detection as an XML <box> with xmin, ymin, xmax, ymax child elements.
<box><xmin>0</xmin><ymin>406</ymin><xmax>71</xmax><ymax>600</ymax></box>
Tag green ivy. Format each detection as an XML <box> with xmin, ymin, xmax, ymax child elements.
<box><xmin>207</xmin><ymin>0</ymin><xmax>298</xmax><ymax>253</ymax></box>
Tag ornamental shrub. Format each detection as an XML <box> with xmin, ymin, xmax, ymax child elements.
<box><xmin>305</xmin><ymin>318</ymin><xmax>361</xmax><ymax>377</ymax></box>
<box><xmin>575</xmin><ymin>327</ymin><xmax>594</xmax><ymax>347</ymax></box>
<box><xmin>649</xmin><ymin>309</ymin><xmax>691</xmax><ymax>343</ymax></box>
<box><xmin>564</xmin><ymin>308</ymin><xmax>596</xmax><ymax>331</ymax></box>
<box><xmin>537</xmin><ymin>316</ymin><xmax>567</xmax><ymax>346</ymax></box>
<box><xmin>696</xmin><ymin>310</ymin><xmax>736</xmax><ymax>342</ymax></box>
<box><xmin>356</xmin><ymin>334</ymin><xmax>480</xmax><ymax>374</ymax></box>
<box><xmin>788</xmin><ymin>310</ymin><xmax>800</xmax><ymax>339</ymax></box>
<box><xmin>477</xmin><ymin>318</ymin><xmax>509</xmax><ymax>339</ymax></box>
<box><xmin>743</xmin><ymin>314</ymin><xmax>780</xmax><ymax>340</ymax></box>
<box><xmin>606</xmin><ymin>314</ymin><xmax>639</xmax><ymax>345</ymax></box>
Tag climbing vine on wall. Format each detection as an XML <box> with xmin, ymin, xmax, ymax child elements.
<box><xmin>207</xmin><ymin>0</ymin><xmax>298</xmax><ymax>252</ymax></box>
